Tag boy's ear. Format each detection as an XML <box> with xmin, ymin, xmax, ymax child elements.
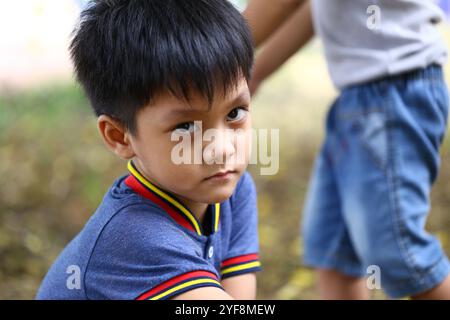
<box><xmin>97</xmin><ymin>115</ymin><xmax>135</xmax><ymax>160</ymax></box>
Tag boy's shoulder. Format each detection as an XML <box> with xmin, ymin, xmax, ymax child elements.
<box><xmin>85</xmin><ymin>174</ymin><xmax>183</xmax><ymax>240</ymax></box>
<box><xmin>36</xmin><ymin>175</ymin><xmax>194</xmax><ymax>300</ymax></box>
<box><xmin>87</xmin><ymin>174</ymin><xmax>195</xmax><ymax>256</ymax></box>
<box><xmin>228</xmin><ymin>170</ymin><xmax>257</xmax><ymax>213</ymax></box>
<box><xmin>231</xmin><ymin>170</ymin><xmax>256</xmax><ymax>197</ymax></box>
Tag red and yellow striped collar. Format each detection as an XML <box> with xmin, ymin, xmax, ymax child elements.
<box><xmin>124</xmin><ymin>160</ymin><xmax>220</xmax><ymax>236</ymax></box>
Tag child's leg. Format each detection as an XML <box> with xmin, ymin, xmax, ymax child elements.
<box><xmin>318</xmin><ymin>269</ymin><xmax>369</xmax><ymax>300</ymax></box>
<box><xmin>333</xmin><ymin>66</ymin><xmax>450</xmax><ymax>299</ymax></box>
<box><xmin>412</xmin><ymin>274</ymin><xmax>450</xmax><ymax>299</ymax></box>
<box><xmin>302</xmin><ymin>100</ymin><xmax>367</xmax><ymax>299</ymax></box>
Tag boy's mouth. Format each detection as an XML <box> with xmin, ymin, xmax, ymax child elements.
<box><xmin>204</xmin><ymin>170</ymin><xmax>237</xmax><ymax>182</ymax></box>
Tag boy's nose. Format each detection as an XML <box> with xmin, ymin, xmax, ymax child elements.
<box><xmin>203</xmin><ymin>129</ymin><xmax>236</xmax><ymax>165</ymax></box>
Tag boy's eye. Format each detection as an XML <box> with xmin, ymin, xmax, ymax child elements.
<box><xmin>173</xmin><ymin>121</ymin><xmax>199</xmax><ymax>134</ymax></box>
<box><xmin>227</xmin><ymin>107</ymin><xmax>248</xmax><ymax>122</ymax></box>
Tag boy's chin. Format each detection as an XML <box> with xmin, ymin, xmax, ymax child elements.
<box><xmin>201</xmin><ymin>184</ymin><xmax>236</xmax><ymax>204</ymax></box>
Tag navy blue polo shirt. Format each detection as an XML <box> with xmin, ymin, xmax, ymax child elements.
<box><xmin>36</xmin><ymin>161</ymin><xmax>261</xmax><ymax>300</ymax></box>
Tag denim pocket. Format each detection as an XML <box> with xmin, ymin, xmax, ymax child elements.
<box><xmin>341</xmin><ymin>110</ymin><xmax>389</xmax><ymax>172</ymax></box>
<box><xmin>359</xmin><ymin>111</ymin><xmax>389</xmax><ymax>171</ymax></box>
<box><xmin>335</xmin><ymin>84</ymin><xmax>391</xmax><ymax>171</ymax></box>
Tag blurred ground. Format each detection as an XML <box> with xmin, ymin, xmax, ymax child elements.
<box><xmin>0</xmin><ymin>3</ymin><xmax>450</xmax><ymax>300</ymax></box>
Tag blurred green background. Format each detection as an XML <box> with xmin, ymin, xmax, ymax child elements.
<box><xmin>1</xmin><ymin>1</ymin><xmax>450</xmax><ymax>299</ymax></box>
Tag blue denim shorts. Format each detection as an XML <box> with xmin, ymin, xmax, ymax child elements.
<box><xmin>302</xmin><ymin>65</ymin><xmax>450</xmax><ymax>298</ymax></box>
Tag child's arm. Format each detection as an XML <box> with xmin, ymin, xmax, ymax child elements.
<box><xmin>222</xmin><ymin>273</ymin><xmax>257</xmax><ymax>299</ymax></box>
<box><xmin>173</xmin><ymin>287</ymin><xmax>234</xmax><ymax>300</ymax></box>
<box><xmin>247</xmin><ymin>0</ymin><xmax>314</xmax><ymax>94</ymax></box>
<box><xmin>244</xmin><ymin>0</ymin><xmax>304</xmax><ymax>47</ymax></box>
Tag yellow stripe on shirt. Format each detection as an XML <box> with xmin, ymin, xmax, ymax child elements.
<box><xmin>221</xmin><ymin>261</ymin><xmax>261</xmax><ymax>276</ymax></box>
<box><xmin>149</xmin><ymin>278</ymin><xmax>222</xmax><ymax>300</ymax></box>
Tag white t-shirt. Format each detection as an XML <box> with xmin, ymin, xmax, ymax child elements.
<box><xmin>311</xmin><ymin>0</ymin><xmax>448</xmax><ymax>89</ymax></box>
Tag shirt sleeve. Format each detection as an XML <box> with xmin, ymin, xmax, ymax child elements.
<box><xmin>221</xmin><ymin>171</ymin><xmax>262</xmax><ymax>279</ymax></box>
<box><xmin>85</xmin><ymin>204</ymin><xmax>223</xmax><ymax>300</ymax></box>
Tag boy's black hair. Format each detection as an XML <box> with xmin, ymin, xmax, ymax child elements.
<box><xmin>70</xmin><ymin>0</ymin><xmax>254</xmax><ymax>134</ymax></box>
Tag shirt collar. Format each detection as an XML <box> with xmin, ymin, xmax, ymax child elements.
<box><xmin>124</xmin><ymin>160</ymin><xmax>220</xmax><ymax>236</ymax></box>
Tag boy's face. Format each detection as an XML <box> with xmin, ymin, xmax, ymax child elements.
<box><xmin>128</xmin><ymin>78</ymin><xmax>251</xmax><ymax>205</ymax></box>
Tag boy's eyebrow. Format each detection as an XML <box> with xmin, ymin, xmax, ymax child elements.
<box><xmin>163</xmin><ymin>108</ymin><xmax>204</xmax><ymax>121</ymax></box>
<box><xmin>164</xmin><ymin>90</ymin><xmax>250</xmax><ymax>120</ymax></box>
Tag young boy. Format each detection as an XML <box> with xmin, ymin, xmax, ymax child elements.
<box><xmin>36</xmin><ymin>0</ymin><xmax>261</xmax><ymax>300</ymax></box>
<box><xmin>245</xmin><ymin>0</ymin><xmax>450</xmax><ymax>299</ymax></box>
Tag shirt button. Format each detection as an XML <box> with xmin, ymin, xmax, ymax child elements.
<box><xmin>208</xmin><ymin>246</ymin><xmax>214</xmax><ymax>259</ymax></box>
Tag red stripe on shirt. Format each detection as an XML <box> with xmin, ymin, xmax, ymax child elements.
<box><xmin>221</xmin><ymin>253</ymin><xmax>259</xmax><ymax>268</ymax></box>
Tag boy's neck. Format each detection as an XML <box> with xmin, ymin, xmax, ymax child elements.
<box><xmin>176</xmin><ymin>195</ymin><xmax>209</xmax><ymax>224</ymax></box>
